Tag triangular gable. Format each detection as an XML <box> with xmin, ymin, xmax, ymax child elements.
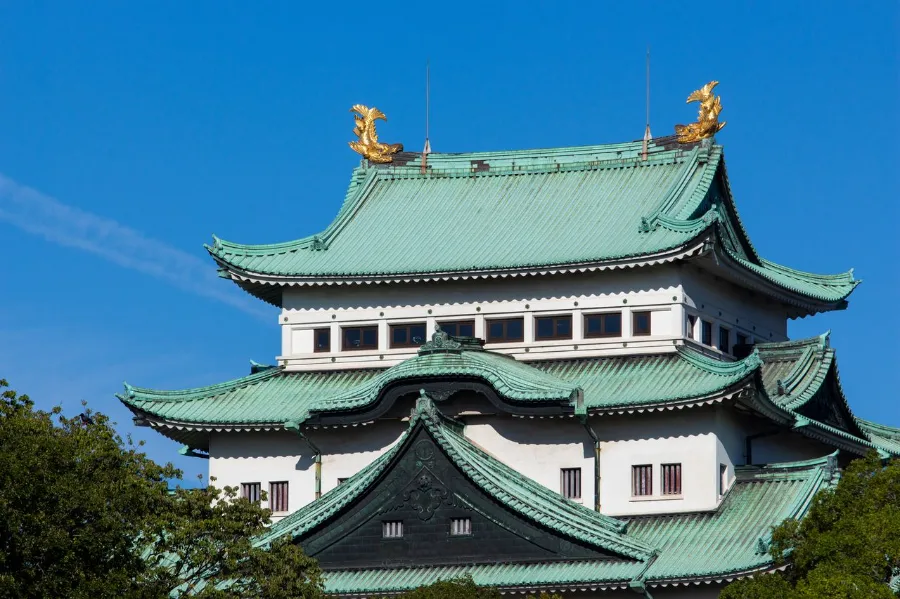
<box><xmin>259</xmin><ymin>394</ymin><xmax>654</xmax><ymax>570</ymax></box>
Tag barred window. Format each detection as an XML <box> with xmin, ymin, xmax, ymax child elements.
<box><xmin>241</xmin><ymin>482</ymin><xmax>261</xmax><ymax>503</ymax></box>
<box><xmin>450</xmin><ymin>518</ymin><xmax>472</xmax><ymax>536</ymax></box>
<box><xmin>269</xmin><ymin>481</ymin><xmax>289</xmax><ymax>512</ymax></box>
<box><xmin>383</xmin><ymin>521</ymin><xmax>404</xmax><ymax>538</ymax></box>
<box><xmin>661</xmin><ymin>463</ymin><xmax>682</xmax><ymax>495</ymax></box>
<box><xmin>560</xmin><ymin>468</ymin><xmax>582</xmax><ymax>499</ymax></box>
<box><xmin>632</xmin><ymin>465</ymin><xmax>653</xmax><ymax>496</ymax></box>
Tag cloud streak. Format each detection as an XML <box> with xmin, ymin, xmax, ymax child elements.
<box><xmin>0</xmin><ymin>174</ymin><xmax>271</xmax><ymax>320</ymax></box>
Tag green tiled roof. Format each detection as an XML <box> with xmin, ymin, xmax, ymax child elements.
<box><xmin>856</xmin><ymin>419</ymin><xmax>900</xmax><ymax>455</ymax></box>
<box><xmin>119</xmin><ymin>346</ymin><xmax>760</xmax><ymax>444</ymax></box>
<box><xmin>306</xmin><ymin>444</ymin><xmax>833</xmax><ymax>595</ymax></box>
<box><xmin>207</xmin><ymin>141</ymin><xmax>857</xmax><ymax>308</ymax></box>
<box><xmin>259</xmin><ymin>395</ymin><xmax>656</xmax><ymax>562</ymax></box>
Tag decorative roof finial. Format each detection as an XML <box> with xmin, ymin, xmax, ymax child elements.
<box><xmin>348</xmin><ymin>105</ymin><xmax>404</xmax><ymax>163</ymax></box>
<box><xmin>674</xmin><ymin>81</ymin><xmax>726</xmax><ymax>144</ymax></box>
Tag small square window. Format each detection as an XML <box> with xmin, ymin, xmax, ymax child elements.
<box><xmin>342</xmin><ymin>326</ymin><xmax>378</xmax><ymax>351</ymax></box>
<box><xmin>701</xmin><ymin>320</ymin><xmax>713</xmax><ymax>346</ymax></box>
<box><xmin>486</xmin><ymin>318</ymin><xmax>524</xmax><ymax>343</ymax></box>
<box><xmin>632</xmin><ymin>465</ymin><xmax>653</xmax><ymax>496</ymax></box>
<box><xmin>535</xmin><ymin>315</ymin><xmax>573</xmax><ymax>340</ymax></box>
<box><xmin>450</xmin><ymin>518</ymin><xmax>472</xmax><ymax>536</ymax></box>
<box><xmin>390</xmin><ymin>323</ymin><xmax>427</xmax><ymax>348</ymax></box>
<box><xmin>632</xmin><ymin>311</ymin><xmax>652</xmax><ymax>336</ymax></box>
<box><xmin>314</xmin><ymin>328</ymin><xmax>331</xmax><ymax>353</ymax></box>
<box><xmin>269</xmin><ymin>481</ymin><xmax>289</xmax><ymax>512</ymax></box>
<box><xmin>584</xmin><ymin>312</ymin><xmax>622</xmax><ymax>338</ymax></box>
<box><xmin>560</xmin><ymin>468</ymin><xmax>581</xmax><ymax>499</ymax></box>
<box><xmin>241</xmin><ymin>482</ymin><xmax>261</xmax><ymax>503</ymax></box>
<box><xmin>440</xmin><ymin>320</ymin><xmax>475</xmax><ymax>337</ymax></box>
<box><xmin>382</xmin><ymin>521</ymin><xmax>404</xmax><ymax>538</ymax></box>
<box><xmin>661</xmin><ymin>464</ymin><xmax>682</xmax><ymax>495</ymax></box>
<box><xmin>719</xmin><ymin>327</ymin><xmax>730</xmax><ymax>354</ymax></box>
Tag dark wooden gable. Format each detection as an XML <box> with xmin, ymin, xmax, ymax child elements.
<box><xmin>297</xmin><ymin>426</ymin><xmax>623</xmax><ymax>569</ymax></box>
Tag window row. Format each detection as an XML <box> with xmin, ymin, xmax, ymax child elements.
<box><xmin>687</xmin><ymin>315</ymin><xmax>751</xmax><ymax>356</ymax></box>
<box><xmin>382</xmin><ymin>517</ymin><xmax>472</xmax><ymax>538</ymax></box>
<box><xmin>312</xmin><ymin>312</ymin><xmax>653</xmax><ymax>352</ymax></box>
<box><xmin>631</xmin><ymin>463</ymin><xmax>682</xmax><ymax>497</ymax></box>
<box><xmin>241</xmin><ymin>481</ymin><xmax>289</xmax><ymax>512</ymax></box>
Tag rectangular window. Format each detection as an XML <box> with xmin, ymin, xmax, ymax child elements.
<box><xmin>632</xmin><ymin>465</ymin><xmax>653</xmax><ymax>496</ymax></box>
<box><xmin>736</xmin><ymin>333</ymin><xmax>748</xmax><ymax>346</ymax></box>
<box><xmin>439</xmin><ymin>320</ymin><xmax>475</xmax><ymax>337</ymax></box>
<box><xmin>632</xmin><ymin>311</ymin><xmax>652</xmax><ymax>336</ymax></box>
<box><xmin>701</xmin><ymin>320</ymin><xmax>713</xmax><ymax>346</ymax></box>
<box><xmin>269</xmin><ymin>481</ymin><xmax>289</xmax><ymax>512</ymax></box>
<box><xmin>535</xmin><ymin>315</ymin><xmax>573</xmax><ymax>340</ymax></box>
<box><xmin>241</xmin><ymin>482</ymin><xmax>261</xmax><ymax>503</ymax></box>
<box><xmin>687</xmin><ymin>314</ymin><xmax>697</xmax><ymax>339</ymax></box>
<box><xmin>313</xmin><ymin>328</ymin><xmax>331</xmax><ymax>353</ymax></box>
<box><xmin>486</xmin><ymin>318</ymin><xmax>524</xmax><ymax>343</ymax></box>
<box><xmin>661</xmin><ymin>463</ymin><xmax>682</xmax><ymax>495</ymax></box>
<box><xmin>719</xmin><ymin>326</ymin><xmax>730</xmax><ymax>354</ymax></box>
<box><xmin>560</xmin><ymin>468</ymin><xmax>582</xmax><ymax>500</ymax></box>
<box><xmin>719</xmin><ymin>464</ymin><xmax>728</xmax><ymax>496</ymax></box>
<box><xmin>450</xmin><ymin>518</ymin><xmax>472</xmax><ymax>536</ymax></box>
<box><xmin>584</xmin><ymin>312</ymin><xmax>622</xmax><ymax>338</ymax></box>
<box><xmin>342</xmin><ymin>326</ymin><xmax>378</xmax><ymax>351</ymax></box>
<box><xmin>382</xmin><ymin>521</ymin><xmax>404</xmax><ymax>538</ymax></box>
<box><xmin>390</xmin><ymin>322</ymin><xmax>427</xmax><ymax>348</ymax></box>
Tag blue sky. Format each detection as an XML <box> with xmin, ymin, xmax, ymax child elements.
<box><xmin>0</xmin><ymin>2</ymin><xmax>897</xmax><ymax>482</ymax></box>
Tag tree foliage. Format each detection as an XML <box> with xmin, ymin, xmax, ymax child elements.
<box><xmin>0</xmin><ymin>379</ymin><xmax>323</xmax><ymax>599</ymax></box>
<box><xmin>722</xmin><ymin>452</ymin><xmax>900</xmax><ymax>599</ymax></box>
<box><xmin>389</xmin><ymin>577</ymin><xmax>560</xmax><ymax>599</ymax></box>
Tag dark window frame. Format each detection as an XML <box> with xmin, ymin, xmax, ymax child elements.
<box><xmin>313</xmin><ymin>328</ymin><xmax>331</xmax><ymax>353</ymax></box>
<box><xmin>661</xmin><ymin>463</ymin><xmax>682</xmax><ymax>496</ymax></box>
<box><xmin>632</xmin><ymin>464</ymin><xmax>653</xmax><ymax>497</ymax></box>
<box><xmin>341</xmin><ymin>325</ymin><xmax>379</xmax><ymax>351</ymax></box>
<box><xmin>701</xmin><ymin>320</ymin><xmax>713</xmax><ymax>346</ymax></box>
<box><xmin>584</xmin><ymin>312</ymin><xmax>623</xmax><ymax>339</ymax></box>
<box><xmin>389</xmin><ymin>322</ymin><xmax>427</xmax><ymax>349</ymax></box>
<box><xmin>485</xmin><ymin>317</ymin><xmax>525</xmax><ymax>343</ymax></box>
<box><xmin>535</xmin><ymin>315</ymin><xmax>573</xmax><ymax>341</ymax></box>
<box><xmin>560</xmin><ymin>467</ymin><xmax>582</xmax><ymax>500</ymax></box>
<box><xmin>719</xmin><ymin>326</ymin><xmax>730</xmax><ymax>354</ymax></box>
<box><xmin>438</xmin><ymin>320</ymin><xmax>475</xmax><ymax>338</ymax></box>
<box><xmin>632</xmin><ymin>311</ymin><xmax>652</xmax><ymax>336</ymax></box>
<box><xmin>269</xmin><ymin>481</ymin><xmax>289</xmax><ymax>512</ymax></box>
<box><xmin>241</xmin><ymin>482</ymin><xmax>261</xmax><ymax>503</ymax></box>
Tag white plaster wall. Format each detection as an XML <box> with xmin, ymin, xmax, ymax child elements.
<box><xmin>208</xmin><ymin>421</ymin><xmax>405</xmax><ymax>520</ymax></box>
<box><xmin>463</xmin><ymin>417</ymin><xmax>595</xmax><ymax>508</ymax></box>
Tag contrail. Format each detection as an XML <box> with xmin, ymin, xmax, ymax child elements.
<box><xmin>0</xmin><ymin>174</ymin><xmax>272</xmax><ymax>320</ymax></box>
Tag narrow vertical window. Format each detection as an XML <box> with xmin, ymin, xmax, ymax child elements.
<box><xmin>687</xmin><ymin>315</ymin><xmax>697</xmax><ymax>339</ymax></box>
<box><xmin>382</xmin><ymin>521</ymin><xmax>404</xmax><ymax>538</ymax></box>
<box><xmin>450</xmin><ymin>518</ymin><xmax>472</xmax><ymax>536</ymax></box>
<box><xmin>661</xmin><ymin>463</ymin><xmax>682</xmax><ymax>495</ymax></box>
<box><xmin>560</xmin><ymin>468</ymin><xmax>582</xmax><ymax>499</ymax></box>
<box><xmin>632</xmin><ymin>465</ymin><xmax>653</xmax><ymax>496</ymax></box>
<box><xmin>701</xmin><ymin>320</ymin><xmax>713</xmax><ymax>346</ymax></box>
<box><xmin>719</xmin><ymin>464</ymin><xmax>728</xmax><ymax>496</ymax></box>
<box><xmin>719</xmin><ymin>326</ymin><xmax>730</xmax><ymax>354</ymax></box>
<box><xmin>314</xmin><ymin>328</ymin><xmax>331</xmax><ymax>353</ymax></box>
<box><xmin>269</xmin><ymin>481</ymin><xmax>289</xmax><ymax>512</ymax></box>
<box><xmin>241</xmin><ymin>482</ymin><xmax>261</xmax><ymax>503</ymax></box>
<box><xmin>632</xmin><ymin>311</ymin><xmax>652</xmax><ymax>336</ymax></box>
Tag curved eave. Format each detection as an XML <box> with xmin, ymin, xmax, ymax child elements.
<box><xmin>209</xmin><ymin>237</ymin><xmax>711</xmax><ymax>307</ymax></box>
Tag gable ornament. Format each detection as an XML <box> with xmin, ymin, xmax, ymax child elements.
<box><xmin>675</xmin><ymin>81</ymin><xmax>726</xmax><ymax>143</ymax></box>
<box><xmin>348</xmin><ymin>104</ymin><xmax>404</xmax><ymax>163</ymax></box>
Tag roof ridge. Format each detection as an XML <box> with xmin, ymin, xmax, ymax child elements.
<box><xmin>118</xmin><ymin>366</ymin><xmax>285</xmax><ymax>404</ymax></box>
<box><xmin>674</xmin><ymin>344</ymin><xmax>762</xmax><ymax>375</ymax></box>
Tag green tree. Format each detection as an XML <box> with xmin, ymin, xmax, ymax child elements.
<box><xmin>391</xmin><ymin>577</ymin><xmax>560</xmax><ymax>599</ymax></box>
<box><xmin>0</xmin><ymin>379</ymin><xmax>323</xmax><ymax>599</ymax></box>
<box><xmin>721</xmin><ymin>452</ymin><xmax>900</xmax><ymax>599</ymax></box>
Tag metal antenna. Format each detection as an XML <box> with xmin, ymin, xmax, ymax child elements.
<box><xmin>642</xmin><ymin>47</ymin><xmax>652</xmax><ymax>161</ymax></box>
<box><xmin>421</xmin><ymin>60</ymin><xmax>431</xmax><ymax>174</ymax></box>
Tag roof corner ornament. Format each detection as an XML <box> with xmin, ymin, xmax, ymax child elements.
<box><xmin>348</xmin><ymin>104</ymin><xmax>404</xmax><ymax>163</ymax></box>
<box><xmin>675</xmin><ymin>81</ymin><xmax>726</xmax><ymax>144</ymax></box>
